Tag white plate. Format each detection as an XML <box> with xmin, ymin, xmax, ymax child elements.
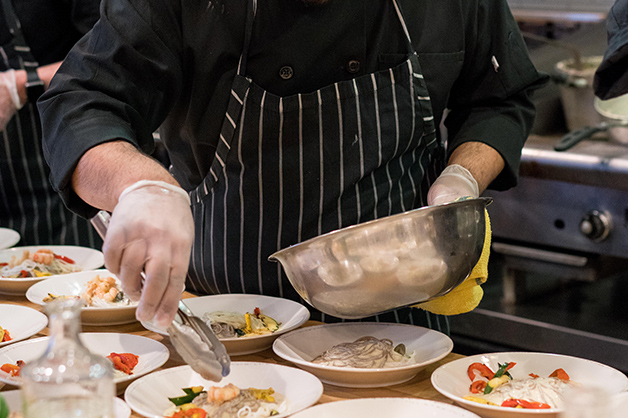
<box><xmin>289</xmin><ymin>398</ymin><xmax>481</xmax><ymax>418</ymax></box>
<box><xmin>142</xmin><ymin>294</ymin><xmax>310</xmax><ymax>355</ymax></box>
<box><xmin>124</xmin><ymin>362</ymin><xmax>323</xmax><ymax>418</ymax></box>
<box><xmin>0</xmin><ymin>304</ymin><xmax>47</xmax><ymax>348</ymax></box>
<box><xmin>431</xmin><ymin>351</ymin><xmax>628</xmax><ymax>418</ymax></box>
<box><xmin>26</xmin><ymin>269</ymin><xmax>138</xmax><ymax>326</ymax></box>
<box><xmin>272</xmin><ymin>322</ymin><xmax>453</xmax><ymax>388</ymax></box>
<box><xmin>0</xmin><ymin>389</ymin><xmax>131</xmax><ymax>418</ymax></box>
<box><xmin>0</xmin><ymin>333</ymin><xmax>169</xmax><ymax>388</ymax></box>
<box><xmin>0</xmin><ymin>245</ymin><xmax>104</xmax><ymax>295</ymax></box>
<box><xmin>0</xmin><ymin>228</ymin><xmax>20</xmax><ymax>250</ymax></box>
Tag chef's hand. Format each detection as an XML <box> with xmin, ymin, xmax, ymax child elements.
<box><xmin>427</xmin><ymin>164</ymin><xmax>479</xmax><ymax>206</ymax></box>
<box><xmin>0</xmin><ymin>70</ymin><xmax>23</xmax><ymax>130</ymax></box>
<box><xmin>105</xmin><ymin>180</ymin><xmax>194</xmax><ymax>327</ymax></box>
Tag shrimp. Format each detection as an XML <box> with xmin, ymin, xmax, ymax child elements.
<box><xmin>32</xmin><ymin>249</ymin><xmax>55</xmax><ymax>265</ymax></box>
<box><xmin>205</xmin><ymin>383</ymin><xmax>240</xmax><ymax>404</ymax></box>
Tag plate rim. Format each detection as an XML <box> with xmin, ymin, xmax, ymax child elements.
<box><xmin>430</xmin><ymin>351</ymin><xmax>628</xmax><ymax>415</ymax></box>
<box><xmin>124</xmin><ymin>361</ymin><xmax>324</xmax><ymax>418</ymax></box>
<box><xmin>0</xmin><ymin>332</ymin><xmax>170</xmax><ymax>386</ymax></box>
<box><xmin>272</xmin><ymin>322</ymin><xmax>454</xmax><ymax>373</ymax></box>
<box><xmin>0</xmin><ymin>304</ymin><xmax>48</xmax><ymax>348</ymax></box>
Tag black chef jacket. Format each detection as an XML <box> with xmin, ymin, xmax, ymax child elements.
<box><xmin>594</xmin><ymin>0</ymin><xmax>628</xmax><ymax>99</ymax></box>
<box><xmin>39</xmin><ymin>0</ymin><xmax>548</xmax><ymax>218</ymax></box>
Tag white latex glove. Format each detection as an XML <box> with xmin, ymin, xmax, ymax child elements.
<box><xmin>105</xmin><ymin>180</ymin><xmax>194</xmax><ymax>327</ymax></box>
<box><xmin>0</xmin><ymin>70</ymin><xmax>24</xmax><ymax>131</ymax></box>
<box><xmin>427</xmin><ymin>164</ymin><xmax>479</xmax><ymax>206</ymax></box>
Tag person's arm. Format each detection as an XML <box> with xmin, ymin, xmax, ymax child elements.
<box><xmin>13</xmin><ymin>62</ymin><xmax>62</xmax><ymax>106</ymax></box>
<box><xmin>447</xmin><ymin>141</ymin><xmax>504</xmax><ymax>195</ymax></box>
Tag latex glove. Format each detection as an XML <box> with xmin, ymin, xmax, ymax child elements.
<box><xmin>427</xmin><ymin>164</ymin><xmax>479</xmax><ymax>206</ymax></box>
<box><xmin>105</xmin><ymin>180</ymin><xmax>194</xmax><ymax>327</ymax></box>
<box><xmin>0</xmin><ymin>70</ymin><xmax>23</xmax><ymax>130</ymax></box>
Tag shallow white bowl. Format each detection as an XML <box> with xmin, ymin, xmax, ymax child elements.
<box><xmin>124</xmin><ymin>362</ymin><xmax>323</xmax><ymax>418</ymax></box>
<box><xmin>0</xmin><ymin>389</ymin><xmax>131</xmax><ymax>418</ymax></box>
<box><xmin>0</xmin><ymin>228</ymin><xmax>20</xmax><ymax>250</ymax></box>
<box><xmin>290</xmin><ymin>397</ymin><xmax>480</xmax><ymax>418</ymax></box>
<box><xmin>0</xmin><ymin>245</ymin><xmax>104</xmax><ymax>295</ymax></box>
<box><xmin>0</xmin><ymin>333</ymin><xmax>169</xmax><ymax>388</ymax></box>
<box><xmin>272</xmin><ymin>322</ymin><xmax>453</xmax><ymax>388</ymax></box>
<box><xmin>431</xmin><ymin>351</ymin><xmax>628</xmax><ymax>418</ymax></box>
<box><xmin>0</xmin><ymin>304</ymin><xmax>47</xmax><ymax>348</ymax></box>
<box><xmin>142</xmin><ymin>294</ymin><xmax>310</xmax><ymax>355</ymax></box>
<box><xmin>26</xmin><ymin>269</ymin><xmax>138</xmax><ymax>326</ymax></box>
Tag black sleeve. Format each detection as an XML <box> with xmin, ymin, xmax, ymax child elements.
<box><xmin>67</xmin><ymin>0</ymin><xmax>102</xmax><ymax>34</ymax></box>
<box><xmin>594</xmin><ymin>0</ymin><xmax>628</xmax><ymax>99</ymax></box>
<box><xmin>39</xmin><ymin>0</ymin><xmax>186</xmax><ymax>218</ymax></box>
<box><xmin>444</xmin><ymin>0</ymin><xmax>549</xmax><ymax>191</ymax></box>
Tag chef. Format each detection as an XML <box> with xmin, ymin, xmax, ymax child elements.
<box><xmin>594</xmin><ymin>0</ymin><xmax>628</xmax><ymax>99</ymax></box>
<box><xmin>39</xmin><ymin>0</ymin><xmax>547</xmax><ymax>329</ymax></box>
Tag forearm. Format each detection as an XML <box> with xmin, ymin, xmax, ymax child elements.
<box><xmin>72</xmin><ymin>140</ymin><xmax>180</xmax><ymax>212</ymax></box>
<box><xmin>14</xmin><ymin>62</ymin><xmax>63</xmax><ymax>105</ymax></box>
<box><xmin>447</xmin><ymin>141</ymin><xmax>505</xmax><ymax>194</ymax></box>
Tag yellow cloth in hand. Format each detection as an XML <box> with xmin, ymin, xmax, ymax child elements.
<box><xmin>412</xmin><ymin>209</ymin><xmax>491</xmax><ymax>316</ymax></box>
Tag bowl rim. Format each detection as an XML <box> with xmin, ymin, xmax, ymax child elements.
<box><xmin>268</xmin><ymin>197</ymin><xmax>491</xmax><ymax>261</ymax></box>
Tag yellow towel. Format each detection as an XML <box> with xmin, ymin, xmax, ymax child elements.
<box><xmin>412</xmin><ymin>209</ymin><xmax>491</xmax><ymax>316</ymax></box>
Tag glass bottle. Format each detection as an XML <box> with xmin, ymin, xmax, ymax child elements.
<box><xmin>20</xmin><ymin>298</ymin><xmax>114</xmax><ymax>418</ymax></box>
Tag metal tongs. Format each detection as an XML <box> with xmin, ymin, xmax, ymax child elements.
<box><xmin>90</xmin><ymin>211</ymin><xmax>230</xmax><ymax>381</ymax></box>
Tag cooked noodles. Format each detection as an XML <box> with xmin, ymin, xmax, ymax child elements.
<box><xmin>312</xmin><ymin>336</ymin><xmax>414</xmax><ymax>368</ymax></box>
<box><xmin>1</xmin><ymin>249</ymin><xmax>81</xmax><ymax>278</ymax></box>
<box><xmin>203</xmin><ymin>308</ymin><xmax>280</xmax><ymax>338</ymax></box>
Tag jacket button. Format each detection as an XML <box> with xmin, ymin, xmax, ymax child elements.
<box><xmin>347</xmin><ymin>60</ymin><xmax>361</xmax><ymax>73</ymax></box>
<box><xmin>279</xmin><ymin>66</ymin><xmax>294</xmax><ymax>80</ymax></box>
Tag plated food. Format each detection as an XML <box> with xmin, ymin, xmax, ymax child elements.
<box><xmin>124</xmin><ymin>362</ymin><xmax>323</xmax><ymax>418</ymax></box>
<box><xmin>272</xmin><ymin>322</ymin><xmax>453</xmax><ymax>387</ymax></box>
<box><xmin>431</xmin><ymin>352</ymin><xmax>628</xmax><ymax>418</ymax></box>
<box><xmin>203</xmin><ymin>307</ymin><xmax>280</xmax><ymax>338</ymax></box>
<box><xmin>0</xmin><ymin>333</ymin><xmax>169</xmax><ymax>387</ymax></box>
<box><xmin>0</xmin><ymin>228</ymin><xmax>20</xmax><ymax>251</ymax></box>
<box><xmin>163</xmin><ymin>383</ymin><xmax>286</xmax><ymax>418</ymax></box>
<box><xmin>0</xmin><ymin>245</ymin><xmax>104</xmax><ymax>295</ymax></box>
<box><xmin>142</xmin><ymin>294</ymin><xmax>310</xmax><ymax>355</ymax></box>
<box><xmin>0</xmin><ymin>305</ymin><xmax>47</xmax><ymax>348</ymax></box>
<box><xmin>0</xmin><ymin>390</ymin><xmax>131</xmax><ymax>418</ymax></box>
<box><xmin>288</xmin><ymin>397</ymin><xmax>481</xmax><ymax>418</ymax></box>
<box><xmin>26</xmin><ymin>269</ymin><xmax>138</xmax><ymax>325</ymax></box>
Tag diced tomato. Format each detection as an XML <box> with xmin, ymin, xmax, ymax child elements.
<box><xmin>253</xmin><ymin>307</ymin><xmax>261</xmax><ymax>316</ymax></box>
<box><xmin>1</xmin><ymin>361</ymin><xmax>23</xmax><ymax>377</ymax></box>
<box><xmin>1</xmin><ymin>329</ymin><xmax>11</xmax><ymax>342</ymax></box>
<box><xmin>549</xmin><ymin>368</ymin><xmax>570</xmax><ymax>381</ymax></box>
<box><xmin>169</xmin><ymin>408</ymin><xmax>207</xmax><ymax>418</ymax></box>
<box><xmin>467</xmin><ymin>362</ymin><xmax>494</xmax><ymax>381</ymax></box>
<box><xmin>54</xmin><ymin>254</ymin><xmax>75</xmax><ymax>264</ymax></box>
<box><xmin>501</xmin><ymin>398</ymin><xmax>551</xmax><ymax>409</ymax></box>
<box><xmin>20</xmin><ymin>270</ymin><xmax>29</xmax><ymax>278</ymax></box>
<box><xmin>107</xmin><ymin>352</ymin><xmax>139</xmax><ymax>375</ymax></box>
<box><xmin>0</xmin><ymin>263</ymin><xmax>7</xmax><ymax>267</ymax></box>
<box><xmin>469</xmin><ymin>380</ymin><xmax>487</xmax><ymax>394</ymax></box>
<box><xmin>529</xmin><ymin>373</ymin><xmax>540</xmax><ymax>378</ymax></box>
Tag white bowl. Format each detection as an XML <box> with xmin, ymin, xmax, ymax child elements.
<box><xmin>0</xmin><ymin>333</ymin><xmax>169</xmax><ymax>388</ymax></box>
<box><xmin>26</xmin><ymin>269</ymin><xmax>138</xmax><ymax>326</ymax></box>
<box><xmin>289</xmin><ymin>398</ymin><xmax>481</xmax><ymax>418</ymax></box>
<box><xmin>124</xmin><ymin>362</ymin><xmax>323</xmax><ymax>418</ymax></box>
<box><xmin>0</xmin><ymin>245</ymin><xmax>104</xmax><ymax>295</ymax></box>
<box><xmin>142</xmin><ymin>294</ymin><xmax>310</xmax><ymax>355</ymax></box>
<box><xmin>0</xmin><ymin>389</ymin><xmax>131</xmax><ymax>418</ymax></box>
<box><xmin>0</xmin><ymin>228</ymin><xmax>20</xmax><ymax>250</ymax></box>
<box><xmin>272</xmin><ymin>322</ymin><xmax>453</xmax><ymax>388</ymax></box>
<box><xmin>0</xmin><ymin>304</ymin><xmax>47</xmax><ymax>348</ymax></box>
<box><xmin>431</xmin><ymin>351</ymin><xmax>628</xmax><ymax>418</ymax></box>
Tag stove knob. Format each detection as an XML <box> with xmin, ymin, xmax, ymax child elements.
<box><xmin>579</xmin><ymin>210</ymin><xmax>612</xmax><ymax>241</ymax></box>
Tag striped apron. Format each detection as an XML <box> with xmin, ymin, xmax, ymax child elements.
<box><xmin>0</xmin><ymin>0</ymin><xmax>100</xmax><ymax>248</ymax></box>
<box><xmin>187</xmin><ymin>0</ymin><xmax>448</xmax><ymax>331</ymax></box>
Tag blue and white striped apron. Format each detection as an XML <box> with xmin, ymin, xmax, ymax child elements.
<box><xmin>0</xmin><ymin>0</ymin><xmax>99</xmax><ymax>248</ymax></box>
<box><xmin>187</xmin><ymin>0</ymin><xmax>448</xmax><ymax>331</ymax></box>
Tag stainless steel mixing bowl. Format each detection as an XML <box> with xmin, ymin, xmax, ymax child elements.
<box><xmin>269</xmin><ymin>198</ymin><xmax>490</xmax><ymax>319</ymax></box>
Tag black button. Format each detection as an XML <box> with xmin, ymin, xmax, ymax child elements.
<box><xmin>347</xmin><ymin>60</ymin><xmax>361</xmax><ymax>74</ymax></box>
<box><xmin>279</xmin><ymin>66</ymin><xmax>294</xmax><ymax>80</ymax></box>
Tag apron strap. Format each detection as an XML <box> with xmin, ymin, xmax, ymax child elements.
<box><xmin>236</xmin><ymin>0</ymin><xmax>258</xmax><ymax>77</ymax></box>
<box><xmin>391</xmin><ymin>0</ymin><xmax>415</xmax><ymax>55</ymax></box>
